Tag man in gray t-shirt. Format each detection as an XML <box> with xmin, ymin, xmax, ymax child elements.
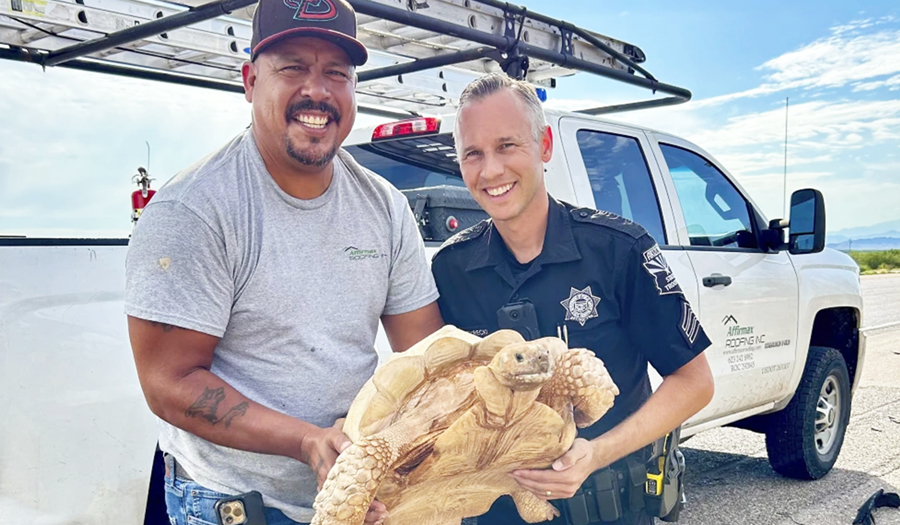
<box><xmin>125</xmin><ymin>1</ymin><xmax>442</xmax><ymax>523</ymax></box>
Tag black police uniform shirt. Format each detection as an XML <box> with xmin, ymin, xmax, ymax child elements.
<box><xmin>431</xmin><ymin>197</ymin><xmax>712</xmax><ymax>440</ymax></box>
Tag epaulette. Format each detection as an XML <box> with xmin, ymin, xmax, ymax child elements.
<box><xmin>432</xmin><ymin>220</ymin><xmax>490</xmax><ymax>259</ymax></box>
<box><xmin>569</xmin><ymin>207</ymin><xmax>647</xmax><ymax>239</ymax></box>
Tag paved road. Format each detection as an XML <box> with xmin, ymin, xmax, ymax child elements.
<box><xmin>678</xmin><ymin>273</ymin><xmax>900</xmax><ymax>525</ymax></box>
<box><xmin>861</xmin><ymin>273</ymin><xmax>900</xmax><ymax>328</ymax></box>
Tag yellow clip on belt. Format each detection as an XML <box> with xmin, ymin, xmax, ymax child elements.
<box><xmin>645</xmin><ymin>457</ymin><xmax>665</xmax><ymax>496</ymax></box>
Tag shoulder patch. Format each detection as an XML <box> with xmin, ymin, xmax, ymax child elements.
<box><xmin>569</xmin><ymin>207</ymin><xmax>647</xmax><ymax>239</ymax></box>
<box><xmin>433</xmin><ymin>220</ymin><xmax>490</xmax><ymax>258</ymax></box>
<box><xmin>641</xmin><ymin>243</ymin><xmax>683</xmax><ymax>296</ymax></box>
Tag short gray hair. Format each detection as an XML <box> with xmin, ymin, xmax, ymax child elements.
<box><xmin>454</xmin><ymin>73</ymin><xmax>547</xmax><ymax>157</ymax></box>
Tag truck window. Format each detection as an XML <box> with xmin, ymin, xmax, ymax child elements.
<box><xmin>659</xmin><ymin>144</ymin><xmax>758</xmax><ymax>249</ymax></box>
<box><xmin>345</xmin><ymin>134</ymin><xmax>465</xmax><ymax>191</ymax></box>
<box><xmin>575</xmin><ymin>130</ymin><xmax>666</xmax><ymax>244</ymax></box>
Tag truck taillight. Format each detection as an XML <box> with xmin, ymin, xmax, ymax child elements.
<box><xmin>372</xmin><ymin>117</ymin><xmax>441</xmax><ymax>141</ymax></box>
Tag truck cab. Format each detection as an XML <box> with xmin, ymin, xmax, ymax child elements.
<box><xmin>345</xmin><ymin>110</ymin><xmax>865</xmax><ymax>477</ymax></box>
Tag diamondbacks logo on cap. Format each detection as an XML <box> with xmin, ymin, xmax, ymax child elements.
<box><xmin>284</xmin><ymin>0</ymin><xmax>338</xmax><ymax>21</ymax></box>
<box><xmin>560</xmin><ymin>286</ymin><xmax>601</xmax><ymax>327</ymax></box>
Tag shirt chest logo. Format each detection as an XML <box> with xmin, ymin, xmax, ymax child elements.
<box><xmin>560</xmin><ymin>286</ymin><xmax>601</xmax><ymax>326</ymax></box>
<box><xmin>343</xmin><ymin>245</ymin><xmax>388</xmax><ymax>261</ymax></box>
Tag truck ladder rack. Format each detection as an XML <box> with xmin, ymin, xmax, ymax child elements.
<box><xmin>0</xmin><ymin>0</ymin><xmax>691</xmax><ymax>115</ymax></box>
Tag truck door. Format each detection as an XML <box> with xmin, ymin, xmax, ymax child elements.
<box><xmin>558</xmin><ymin>117</ymin><xmax>702</xmax><ymax>384</ymax></box>
<box><xmin>651</xmin><ymin>137</ymin><xmax>799</xmax><ymax>422</ymax></box>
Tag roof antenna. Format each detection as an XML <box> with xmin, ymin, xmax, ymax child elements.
<box><xmin>146</xmin><ymin>141</ymin><xmax>151</xmax><ymax>172</ymax></box>
<box><xmin>783</xmin><ymin>97</ymin><xmax>789</xmax><ymax>218</ymax></box>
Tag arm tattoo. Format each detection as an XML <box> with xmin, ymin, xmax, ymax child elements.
<box><xmin>150</xmin><ymin>321</ymin><xmax>179</xmax><ymax>332</ymax></box>
<box><xmin>184</xmin><ymin>387</ymin><xmax>248</xmax><ymax>428</ymax></box>
<box><xmin>220</xmin><ymin>402</ymin><xmax>249</xmax><ymax>428</ymax></box>
<box><xmin>184</xmin><ymin>387</ymin><xmax>225</xmax><ymax>424</ymax></box>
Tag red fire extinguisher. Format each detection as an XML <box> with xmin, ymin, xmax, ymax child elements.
<box><xmin>132</xmin><ymin>166</ymin><xmax>156</xmax><ymax>224</ymax></box>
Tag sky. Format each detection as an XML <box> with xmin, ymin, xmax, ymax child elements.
<box><xmin>0</xmin><ymin>0</ymin><xmax>898</xmax><ymax>238</ymax></box>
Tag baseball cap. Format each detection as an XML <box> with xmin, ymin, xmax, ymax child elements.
<box><xmin>250</xmin><ymin>0</ymin><xmax>368</xmax><ymax>65</ymax></box>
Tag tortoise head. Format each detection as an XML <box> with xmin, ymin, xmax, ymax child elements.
<box><xmin>488</xmin><ymin>339</ymin><xmax>560</xmax><ymax>390</ymax></box>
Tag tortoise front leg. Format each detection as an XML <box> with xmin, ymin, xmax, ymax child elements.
<box><xmin>311</xmin><ymin>435</ymin><xmax>396</xmax><ymax>525</ymax></box>
<box><xmin>511</xmin><ymin>491</ymin><xmax>560</xmax><ymax>523</ymax></box>
<box><xmin>538</xmin><ymin>347</ymin><xmax>619</xmax><ymax>428</ymax></box>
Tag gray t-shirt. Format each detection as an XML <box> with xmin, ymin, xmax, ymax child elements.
<box><xmin>124</xmin><ymin>129</ymin><xmax>438</xmax><ymax>522</ymax></box>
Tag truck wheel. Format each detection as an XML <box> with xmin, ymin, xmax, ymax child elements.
<box><xmin>764</xmin><ymin>346</ymin><xmax>850</xmax><ymax>479</ymax></box>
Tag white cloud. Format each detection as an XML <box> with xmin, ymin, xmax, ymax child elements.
<box><xmin>831</xmin><ymin>16</ymin><xmax>896</xmax><ymax>36</ymax></box>
<box><xmin>763</xmin><ymin>32</ymin><xmax>900</xmax><ymax>88</ymax></box>
<box><xmin>690</xmin><ymin>99</ymin><xmax>900</xmax><ymax>150</ymax></box>
<box><xmin>860</xmin><ymin>160</ymin><xmax>900</xmax><ymax>172</ymax></box>
<box><xmin>853</xmin><ymin>74</ymin><xmax>900</xmax><ymax>91</ymax></box>
<box><xmin>693</xmin><ymin>21</ymin><xmax>900</xmax><ymax>107</ymax></box>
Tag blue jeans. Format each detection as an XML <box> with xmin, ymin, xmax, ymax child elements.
<box><xmin>163</xmin><ymin>464</ymin><xmax>306</xmax><ymax>525</ymax></box>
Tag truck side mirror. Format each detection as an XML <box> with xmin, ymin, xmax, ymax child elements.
<box><xmin>788</xmin><ymin>188</ymin><xmax>826</xmax><ymax>254</ymax></box>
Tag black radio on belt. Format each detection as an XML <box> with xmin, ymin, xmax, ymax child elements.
<box><xmin>497</xmin><ymin>299</ymin><xmax>541</xmax><ymax>340</ymax></box>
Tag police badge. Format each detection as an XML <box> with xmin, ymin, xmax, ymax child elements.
<box><xmin>560</xmin><ymin>286</ymin><xmax>601</xmax><ymax>326</ymax></box>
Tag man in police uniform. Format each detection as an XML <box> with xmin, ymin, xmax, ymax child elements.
<box><xmin>431</xmin><ymin>74</ymin><xmax>715</xmax><ymax>525</ymax></box>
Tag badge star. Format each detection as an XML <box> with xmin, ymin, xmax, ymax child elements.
<box><xmin>560</xmin><ymin>286</ymin><xmax>601</xmax><ymax>326</ymax></box>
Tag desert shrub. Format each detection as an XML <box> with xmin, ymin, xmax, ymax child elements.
<box><xmin>849</xmin><ymin>250</ymin><xmax>900</xmax><ymax>273</ymax></box>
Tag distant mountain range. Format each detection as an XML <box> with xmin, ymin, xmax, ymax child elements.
<box><xmin>827</xmin><ymin>219</ymin><xmax>900</xmax><ymax>251</ymax></box>
<box><xmin>827</xmin><ymin>237</ymin><xmax>900</xmax><ymax>251</ymax></box>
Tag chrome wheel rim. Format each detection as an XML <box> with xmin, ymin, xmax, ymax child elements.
<box><xmin>815</xmin><ymin>375</ymin><xmax>841</xmax><ymax>454</ymax></box>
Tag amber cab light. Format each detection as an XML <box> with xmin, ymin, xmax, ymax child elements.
<box><xmin>372</xmin><ymin>117</ymin><xmax>441</xmax><ymax>141</ymax></box>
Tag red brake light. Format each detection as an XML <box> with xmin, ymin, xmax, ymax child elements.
<box><xmin>372</xmin><ymin>117</ymin><xmax>441</xmax><ymax>141</ymax></box>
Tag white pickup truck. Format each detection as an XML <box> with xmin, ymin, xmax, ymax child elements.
<box><xmin>0</xmin><ymin>108</ymin><xmax>865</xmax><ymax>524</ymax></box>
<box><xmin>343</xmin><ymin>113</ymin><xmax>866</xmax><ymax>481</ymax></box>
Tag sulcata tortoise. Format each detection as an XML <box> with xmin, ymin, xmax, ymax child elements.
<box><xmin>311</xmin><ymin>326</ymin><xmax>619</xmax><ymax>525</ymax></box>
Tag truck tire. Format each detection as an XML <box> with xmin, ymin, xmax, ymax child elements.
<box><xmin>764</xmin><ymin>346</ymin><xmax>850</xmax><ymax>479</ymax></box>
